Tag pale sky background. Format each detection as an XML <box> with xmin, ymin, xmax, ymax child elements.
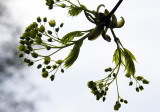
<box><xmin>1</xmin><ymin>0</ymin><xmax>160</xmax><ymax>112</ymax></box>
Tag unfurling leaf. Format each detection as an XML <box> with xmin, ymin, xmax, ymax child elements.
<box><xmin>123</xmin><ymin>48</ymin><xmax>136</xmax><ymax>76</ymax></box>
<box><xmin>69</xmin><ymin>5</ymin><xmax>83</xmax><ymax>16</ymax></box>
<box><xmin>64</xmin><ymin>40</ymin><xmax>83</xmax><ymax>68</ymax></box>
<box><xmin>113</xmin><ymin>48</ymin><xmax>123</xmax><ymax>65</ymax></box>
<box><xmin>60</xmin><ymin>31</ymin><xmax>84</xmax><ymax>44</ymax></box>
<box><xmin>117</xmin><ymin>17</ymin><xmax>125</xmax><ymax>28</ymax></box>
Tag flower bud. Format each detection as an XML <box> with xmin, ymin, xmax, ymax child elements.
<box><xmin>50</xmin><ymin>75</ymin><xmax>55</xmax><ymax>81</ymax></box>
<box><xmin>46</xmin><ymin>65</ymin><xmax>51</xmax><ymax>69</ymax></box>
<box><xmin>43</xmin><ymin>17</ymin><xmax>47</xmax><ymax>22</ymax></box>
<box><xmin>18</xmin><ymin>44</ymin><xmax>25</xmax><ymax>51</ymax></box>
<box><xmin>136</xmin><ymin>76</ymin><xmax>144</xmax><ymax>81</ymax></box>
<box><xmin>48</xmin><ymin>30</ymin><xmax>52</xmax><ymax>34</ymax></box>
<box><xmin>37</xmin><ymin>64</ymin><xmax>42</xmax><ymax>69</ymax></box>
<box><xmin>18</xmin><ymin>53</ymin><xmax>24</xmax><ymax>58</ymax></box>
<box><xmin>136</xmin><ymin>87</ymin><xmax>139</xmax><ymax>92</ymax></box>
<box><xmin>61</xmin><ymin>69</ymin><xmax>64</xmax><ymax>73</ymax></box>
<box><xmin>87</xmin><ymin>81</ymin><xmax>96</xmax><ymax>89</ymax></box>
<box><xmin>31</xmin><ymin>52</ymin><xmax>38</xmax><ymax>58</ymax></box>
<box><xmin>44</xmin><ymin>56</ymin><xmax>51</xmax><ymax>65</ymax></box>
<box><xmin>49</xmin><ymin>19</ymin><xmax>56</xmax><ymax>27</ymax></box>
<box><xmin>142</xmin><ymin>79</ymin><xmax>150</xmax><ymax>84</ymax></box>
<box><xmin>28</xmin><ymin>61</ymin><xmax>34</xmax><ymax>66</ymax></box>
<box><xmin>52</xmin><ymin>65</ymin><xmax>57</xmax><ymax>69</ymax></box>
<box><xmin>37</xmin><ymin>16</ymin><xmax>41</xmax><ymax>22</ymax></box>
<box><xmin>124</xmin><ymin>100</ymin><xmax>128</xmax><ymax>104</ymax></box>
<box><xmin>60</xmin><ymin>23</ymin><xmax>64</xmax><ymax>27</ymax></box>
<box><xmin>39</xmin><ymin>25</ymin><xmax>45</xmax><ymax>33</ymax></box>
<box><xmin>139</xmin><ymin>85</ymin><xmax>144</xmax><ymax>90</ymax></box>
<box><xmin>55</xmin><ymin>27</ymin><xmax>59</xmax><ymax>32</ymax></box>
<box><xmin>42</xmin><ymin>71</ymin><xmax>48</xmax><ymax>78</ymax></box>
<box><xmin>55</xmin><ymin>59</ymin><xmax>63</xmax><ymax>64</ymax></box>
<box><xmin>60</xmin><ymin>3</ymin><xmax>66</xmax><ymax>8</ymax></box>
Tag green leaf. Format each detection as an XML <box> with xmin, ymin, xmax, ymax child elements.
<box><xmin>123</xmin><ymin>48</ymin><xmax>136</xmax><ymax>76</ymax></box>
<box><xmin>69</xmin><ymin>5</ymin><xmax>83</xmax><ymax>16</ymax></box>
<box><xmin>113</xmin><ymin>48</ymin><xmax>123</xmax><ymax>65</ymax></box>
<box><xmin>64</xmin><ymin>40</ymin><xmax>83</xmax><ymax>68</ymax></box>
<box><xmin>60</xmin><ymin>31</ymin><xmax>84</xmax><ymax>44</ymax></box>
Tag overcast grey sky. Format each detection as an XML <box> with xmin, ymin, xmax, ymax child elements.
<box><xmin>1</xmin><ymin>0</ymin><xmax>160</xmax><ymax>112</ymax></box>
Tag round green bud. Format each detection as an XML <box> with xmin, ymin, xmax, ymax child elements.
<box><xmin>37</xmin><ymin>33</ymin><xmax>42</xmax><ymax>37</ymax></box>
<box><xmin>27</xmin><ymin>45</ymin><xmax>33</xmax><ymax>51</ymax></box>
<box><xmin>105</xmin><ymin>87</ymin><xmax>109</xmax><ymax>91</ymax></box>
<box><xmin>142</xmin><ymin>79</ymin><xmax>150</xmax><ymax>84</ymax></box>
<box><xmin>42</xmin><ymin>71</ymin><xmax>48</xmax><ymax>78</ymax></box>
<box><xmin>18</xmin><ymin>53</ymin><xmax>24</xmax><ymax>58</ymax></box>
<box><xmin>124</xmin><ymin>100</ymin><xmax>128</xmax><ymax>104</ymax></box>
<box><xmin>104</xmin><ymin>67</ymin><xmax>112</xmax><ymax>72</ymax></box>
<box><xmin>47</xmin><ymin>30</ymin><xmax>52</xmax><ymax>34</ymax></box>
<box><xmin>37</xmin><ymin>16</ymin><xmax>41</xmax><ymax>22</ymax></box>
<box><xmin>136</xmin><ymin>87</ymin><xmax>139</xmax><ymax>92</ymax></box>
<box><xmin>25</xmin><ymin>40</ymin><xmax>30</xmax><ymax>45</ymax></box>
<box><xmin>49</xmin><ymin>5</ymin><xmax>53</xmax><ymax>9</ymax></box>
<box><xmin>113</xmin><ymin>73</ymin><xmax>116</xmax><ymax>77</ymax></box>
<box><xmin>24</xmin><ymin>49</ymin><xmax>30</xmax><ymax>54</ymax></box>
<box><xmin>37</xmin><ymin>64</ymin><xmax>42</xmax><ymax>69</ymax></box>
<box><xmin>102</xmin><ymin>97</ymin><xmax>106</xmax><ymax>102</ymax></box>
<box><xmin>48</xmin><ymin>38</ymin><xmax>52</xmax><ymax>42</ymax></box>
<box><xmin>55</xmin><ymin>27</ymin><xmax>59</xmax><ymax>32</ymax></box>
<box><xmin>49</xmin><ymin>19</ymin><xmax>56</xmax><ymax>27</ymax></box>
<box><xmin>46</xmin><ymin>65</ymin><xmax>51</xmax><ymax>69</ymax></box>
<box><xmin>52</xmin><ymin>65</ymin><xmax>57</xmax><ymax>69</ymax></box>
<box><xmin>60</xmin><ymin>23</ymin><xmax>64</xmax><ymax>27</ymax></box>
<box><xmin>28</xmin><ymin>61</ymin><xmax>34</xmax><ymax>66</ymax></box>
<box><xmin>61</xmin><ymin>69</ymin><xmax>64</xmax><ymax>73</ymax></box>
<box><xmin>139</xmin><ymin>85</ymin><xmax>144</xmax><ymax>90</ymax></box>
<box><xmin>42</xmin><ymin>68</ymin><xmax>46</xmax><ymax>72</ymax></box>
<box><xmin>46</xmin><ymin>46</ymin><xmax>51</xmax><ymax>50</ymax></box>
<box><xmin>60</xmin><ymin>3</ymin><xmax>66</xmax><ymax>8</ymax></box>
<box><xmin>120</xmin><ymin>99</ymin><xmax>124</xmax><ymax>102</ymax></box>
<box><xmin>129</xmin><ymin>81</ymin><xmax>133</xmax><ymax>86</ymax></box>
<box><xmin>55</xmin><ymin>59</ymin><xmax>63</xmax><ymax>65</ymax></box>
<box><xmin>50</xmin><ymin>75</ymin><xmax>55</xmax><ymax>81</ymax></box>
<box><xmin>18</xmin><ymin>44</ymin><xmax>25</xmax><ymax>51</ymax></box>
<box><xmin>87</xmin><ymin>81</ymin><xmax>96</xmax><ymax>89</ymax></box>
<box><xmin>35</xmin><ymin>37</ymin><xmax>42</xmax><ymax>44</ymax></box>
<box><xmin>44</xmin><ymin>56</ymin><xmax>51</xmax><ymax>65</ymax></box>
<box><xmin>20</xmin><ymin>40</ymin><xmax>25</xmax><ymax>44</ymax></box>
<box><xmin>43</xmin><ymin>17</ymin><xmax>47</xmax><ymax>22</ymax></box>
<box><xmin>31</xmin><ymin>52</ymin><xmax>38</xmax><ymax>58</ymax></box>
<box><xmin>125</xmin><ymin>73</ymin><xmax>131</xmax><ymax>78</ymax></box>
<box><xmin>23</xmin><ymin>58</ymin><xmax>28</xmax><ymax>63</ymax></box>
<box><xmin>39</xmin><ymin>25</ymin><xmax>45</xmax><ymax>33</ymax></box>
<box><xmin>136</xmin><ymin>76</ymin><xmax>144</xmax><ymax>81</ymax></box>
<box><xmin>32</xmin><ymin>22</ymin><xmax>38</xmax><ymax>28</ymax></box>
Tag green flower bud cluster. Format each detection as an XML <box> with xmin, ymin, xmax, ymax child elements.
<box><xmin>18</xmin><ymin>17</ymin><xmax>66</xmax><ymax>81</ymax></box>
<box><xmin>46</xmin><ymin>0</ymin><xmax>55</xmax><ymax>9</ymax></box>
<box><xmin>126</xmin><ymin>75</ymin><xmax>149</xmax><ymax>92</ymax></box>
<box><xmin>87</xmin><ymin>81</ymin><xmax>108</xmax><ymax>101</ymax></box>
<box><xmin>114</xmin><ymin>99</ymin><xmax>128</xmax><ymax>111</ymax></box>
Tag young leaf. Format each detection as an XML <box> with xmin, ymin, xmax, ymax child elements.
<box><xmin>60</xmin><ymin>31</ymin><xmax>84</xmax><ymax>44</ymax></box>
<box><xmin>123</xmin><ymin>48</ymin><xmax>136</xmax><ymax>76</ymax></box>
<box><xmin>64</xmin><ymin>40</ymin><xmax>83</xmax><ymax>68</ymax></box>
<box><xmin>69</xmin><ymin>5</ymin><xmax>83</xmax><ymax>16</ymax></box>
<box><xmin>113</xmin><ymin>48</ymin><xmax>123</xmax><ymax>65</ymax></box>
